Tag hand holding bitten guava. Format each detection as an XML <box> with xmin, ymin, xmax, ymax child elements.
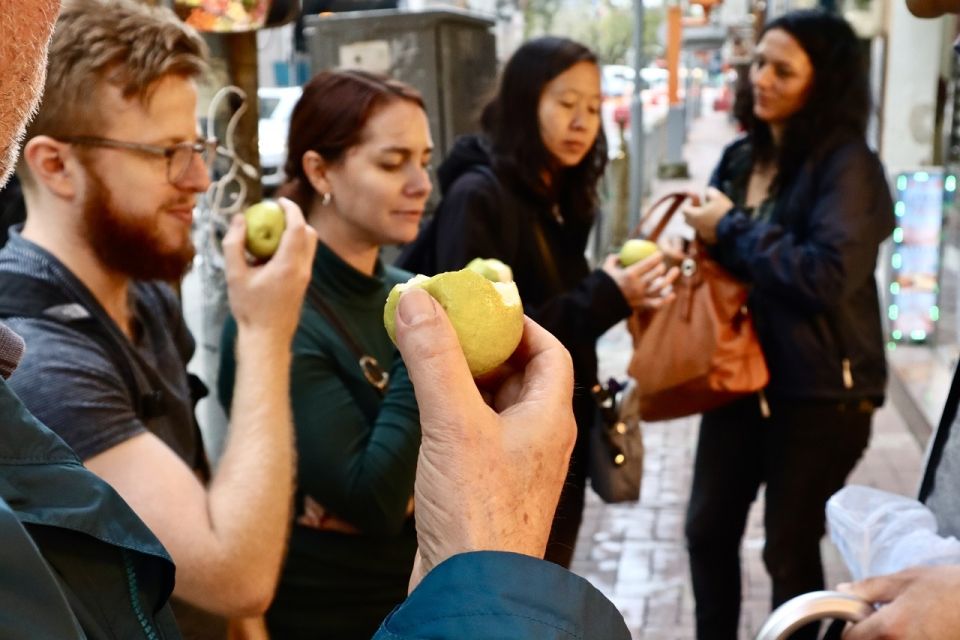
<box><xmin>384</xmin><ymin>260</ymin><xmax>524</xmax><ymax>377</ymax></box>
<box><xmin>390</xmin><ymin>286</ymin><xmax>576</xmax><ymax>591</ymax></box>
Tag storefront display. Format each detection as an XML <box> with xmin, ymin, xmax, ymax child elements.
<box><xmin>888</xmin><ymin>169</ymin><xmax>954</xmax><ymax>343</ymax></box>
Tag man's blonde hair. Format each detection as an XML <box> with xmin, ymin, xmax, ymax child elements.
<box><xmin>25</xmin><ymin>0</ymin><xmax>208</xmax><ymax>142</ymax></box>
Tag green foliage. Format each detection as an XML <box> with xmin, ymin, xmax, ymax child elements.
<box><xmin>522</xmin><ymin>0</ymin><xmax>564</xmax><ymax>39</ymax></box>
<box><xmin>521</xmin><ymin>0</ymin><xmax>664</xmax><ymax>65</ymax></box>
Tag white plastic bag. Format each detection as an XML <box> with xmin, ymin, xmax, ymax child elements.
<box><xmin>827</xmin><ymin>485</ymin><xmax>960</xmax><ymax>581</ymax></box>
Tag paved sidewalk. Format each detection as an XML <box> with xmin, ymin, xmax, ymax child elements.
<box><xmin>571</xmin><ymin>109</ymin><xmax>927</xmax><ymax>639</ymax></box>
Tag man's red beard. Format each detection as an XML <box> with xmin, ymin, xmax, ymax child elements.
<box><xmin>80</xmin><ymin>163</ymin><xmax>196</xmax><ymax>283</ymax></box>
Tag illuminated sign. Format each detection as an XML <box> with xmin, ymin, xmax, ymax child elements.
<box><xmin>888</xmin><ymin>170</ymin><xmax>953</xmax><ymax>344</ymax></box>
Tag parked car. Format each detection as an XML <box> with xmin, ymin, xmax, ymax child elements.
<box><xmin>601</xmin><ymin>65</ymin><xmax>672</xmax><ymax>153</ymax></box>
<box><xmin>258</xmin><ymin>85</ymin><xmax>302</xmax><ymax>191</ymax></box>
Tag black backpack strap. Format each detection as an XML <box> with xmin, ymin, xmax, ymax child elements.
<box><xmin>920</xmin><ymin>362</ymin><xmax>960</xmax><ymax>502</ymax></box>
<box><xmin>0</xmin><ymin>272</ymin><xmax>162</xmax><ymax>422</ymax></box>
<box><xmin>134</xmin><ymin>282</ymin><xmax>211</xmax><ymax>481</ymax></box>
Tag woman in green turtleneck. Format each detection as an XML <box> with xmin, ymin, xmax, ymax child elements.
<box><xmin>218</xmin><ymin>70</ymin><xmax>433</xmax><ymax>639</ymax></box>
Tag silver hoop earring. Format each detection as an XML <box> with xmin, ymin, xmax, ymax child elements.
<box><xmin>320</xmin><ymin>192</ymin><xmax>332</xmax><ymax>207</ymax></box>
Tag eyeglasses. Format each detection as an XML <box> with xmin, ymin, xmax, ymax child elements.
<box><xmin>56</xmin><ymin>136</ymin><xmax>218</xmax><ymax>185</ymax></box>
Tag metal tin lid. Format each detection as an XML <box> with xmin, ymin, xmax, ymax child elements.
<box><xmin>755</xmin><ymin>591</ymin><xmax>873</xmax><ymax>640</ymax></box>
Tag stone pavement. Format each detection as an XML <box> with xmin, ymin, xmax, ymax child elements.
<box><xmin>571</xmin><ymin>108</ymin><xmax>927</xmax><ymax>639</ymax></box>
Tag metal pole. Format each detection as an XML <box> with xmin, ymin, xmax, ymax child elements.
<box><xmin>628</xmin><ymin>0</ymin><xmax>646</xmax><ymax>232</ymax></box>
<box><xmin>223</xmin><ymin>31</ymin><xmax>263</xmax><ymax>204</ymax></box>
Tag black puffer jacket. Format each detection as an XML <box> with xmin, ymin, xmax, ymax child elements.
<box><xmin>398</xmin><ymin>135</ymin><xmax>631</xmax><ymax>439</ymax></box>
<box><xmin>711</xmin><ymin>136</ymin><xmax>895</xmax><ymax>402</ymax></box>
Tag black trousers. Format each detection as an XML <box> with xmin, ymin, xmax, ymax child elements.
<box><xmin>685</xmin><ymin>395</ymin><xmax>872</xmax><ymax>640</ymax></box>
<box><xmin>544</xmin><ymin>393</ymin><xmax>593</xmax><ymax>568</ymax></box>
<box><xmin>545</xmin><ymin>431</ymin><xmax>588</xmax><ymax>568</ymax></box>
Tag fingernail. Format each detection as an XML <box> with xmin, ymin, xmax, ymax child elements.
<box><xmin>398</xmin><ymin>288</ymin><xmax>437</xmax><ymax>326</ymax></box>
<box><xmin>231</xmin><ymin>214</ymin><xmax>243</xmax><ymax>227</ymax></box>
<box><xmin>836</xmin><ymin>582</ymin><xmax>851</xmax><ymax>592</ymax></box>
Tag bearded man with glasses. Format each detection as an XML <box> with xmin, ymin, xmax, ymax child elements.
<box><xmin>0</xmin><ymin>0</ymin><xmax>318</xmax><ymax>637</ymax></box>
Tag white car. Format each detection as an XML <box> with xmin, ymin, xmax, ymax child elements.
<box><xmin>258</xmin><ymin>86</ymin><xmax>302</xmax><ymax>190</ymax></box>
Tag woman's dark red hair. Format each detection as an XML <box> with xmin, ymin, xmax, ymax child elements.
<box><xmin>277</xmin><ymin>69</ymin><xmax>424</xmax><ymax>210</ymax></box>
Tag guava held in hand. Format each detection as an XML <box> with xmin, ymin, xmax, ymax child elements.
<box><xmin>384</xmin><ymin>269</ymin><xmax>524</xmax><ymax>377</ymax></box>
<box><xmin>619</xmin><ymin>238</ymin><xmax>658</xmax><ymax>266</ymax></box>
<box><xmin>465</xmin><ymin>257</ymin><xmax>514</xmax><ymax>283</ymax></box>
<box><xmin>243</xmin><ymin>200</ymin><xmax>286</xmax><ymax>260</ymax></box>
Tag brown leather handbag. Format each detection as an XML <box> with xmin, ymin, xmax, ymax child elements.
<box><xmin>626</xmin><ymin>192</ymin><xmax>769</xmax><ymax>421</ymax></box>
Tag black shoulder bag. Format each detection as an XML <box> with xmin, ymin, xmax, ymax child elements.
<box><xmin>531</xmin><ymin>217</ymin><xmax>644</xmax><ymax>504</ymax></box>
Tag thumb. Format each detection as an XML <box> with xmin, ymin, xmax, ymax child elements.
<box><xmin>407</xmin><ymin>549</ymin><xmax>425</xmax><ymax>595</ymax></box>
<box><xmin>705</xmin><ymin>186</ymin><xmax>724</xmax><ymax>202</ymax></box>
<box><xmin>838</xmin><ymin>571</ymin><xmax>913</xmax><ymax>605</ymax></box>
<box><xmin>394</xmin><ymin>288</ymin><xmax>480</xmax><ymax>426</ymax></box>
<box><xmin>221</xmin><ymin>214</ymin><xmax>249</xmax><ymax>278</ymax></box>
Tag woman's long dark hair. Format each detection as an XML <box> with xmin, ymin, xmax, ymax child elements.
<box><xmin>480</xmin><ymin>36</ymin><xmax>607</xmax><ymax>225</ymax></box>
<box><xmin>744</xmin><ymin>10</ymin><xmax>870</xmax><ymax>188</ymax></box>
<box><xmin>277</xmin><ymin>70</ymin><xmax>424</xmax><ymax>211</ymax></box>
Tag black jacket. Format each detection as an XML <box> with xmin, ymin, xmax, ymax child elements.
<box><xmin>711</xmin><ymin>136</ymin><xmax>894</xmax><ymax>402</ymax></box>
<box><xmin>398</xmin><ymin>135</ymin><xmax>631</xmax><ymax>433</ymax></box>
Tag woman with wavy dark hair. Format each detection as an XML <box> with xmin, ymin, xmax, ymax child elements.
<box><xmin>682</xmin><ymin>11</ymin><xmax>894</xmax><ymax>640</ymax></box>
<box><xmin>219</xmin><ymin>70</ymin><xmax>430</xmax><ymax>638</ymax></box>
<box><xmin>398</xmin><ymin>36</ymin><xmax>676</xmax><ymax>567</ymax></box>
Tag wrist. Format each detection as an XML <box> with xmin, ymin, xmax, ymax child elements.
<box><xmin>235</xmin><ymin>325</ymin><xmax>294</xmax><ymax>367</ymax></box>
<box><xmin>467</xmin><ymin>504</ymin><xmax>551</xmax><ymax>560</ymax></box>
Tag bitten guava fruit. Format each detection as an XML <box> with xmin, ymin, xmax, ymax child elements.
<box><xmin>384</xmin><ymin>268</ymin><xmax>524</xmax><ymax>377</ymax></box>
<box><xmin>619</xmin><ymin>238</ymin><xmax>658</xmax><ymax>266</ymax></box>
<box><xmin>244</xmin><ymin>200</ymin><xmax>286</xmax><ymax>259</ymax></box>
<box><xmin>466</xmin><ymin>257</ymin><xmax>514</xmax><ymax>283</ymax></box>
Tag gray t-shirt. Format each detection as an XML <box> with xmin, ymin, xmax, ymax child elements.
<box><xmin>0</xmin><ymin>232</ymin><xmax>199</xmax><ymax>464</ymax></box>
<box><xmin>923</xmin><ymin>409</ymin><xmax>960</xmax><ymax>539</ymax></box>
<box><xmin>0</xmin><ymin>230</ymin><xmax>225</xmax><ymax>639</ymax></box>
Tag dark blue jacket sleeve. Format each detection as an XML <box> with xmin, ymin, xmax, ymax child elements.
<box><xmin>373</xmin><ymin>552</ymin><xmax>631</xmax><ymax>639</ymax></box>
<box><xmin>711</xmin><ymin>142</ymin><xmax>893</xmax><ymax>314</ymax></box>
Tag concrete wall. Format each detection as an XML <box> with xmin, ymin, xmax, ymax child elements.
<box><xmin>881</xmin><ymin>2</ymin><xmax>946</xmax><ymax>172</ymax></box>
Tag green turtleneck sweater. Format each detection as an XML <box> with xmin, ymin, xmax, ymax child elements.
<box><xmin>218</xmin><ymin>241</ymin><xmax>420</xmax><ymax>639</ymax></box>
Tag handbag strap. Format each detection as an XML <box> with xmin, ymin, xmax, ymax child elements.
<box><xmin>631</xmin><ymin>192</ymin><xmax>700</xmax><ymax>242</ymax></box>
<box><xmin>305</xmin><ymin>282</ymin><xmax>389</xmax><ymax>395</ymax></box>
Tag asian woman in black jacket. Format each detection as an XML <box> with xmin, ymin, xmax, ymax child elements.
<box><xmin>682</xmin><ymin>11</ymin><xmax>895</xmax><ymax>640</ymax></box>
<box><xmin>398</xmin><ymin>36</ymin><xmax>676</xmax><ymax>567</ymax></box>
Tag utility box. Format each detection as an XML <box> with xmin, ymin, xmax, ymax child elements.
<box><xmin>304</xmin><ymin>9</ymin><xmax>497</xmax><ymax>161</ymax></box>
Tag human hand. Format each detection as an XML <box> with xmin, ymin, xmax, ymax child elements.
<box><xmin>392</xmin><ymin>288</ymin><xmax>576</xmax><ymax>592</ymax></box>
<box><xmin>905</xmin><ymin>0</ymin><xmax>960</xmax><ymax>18</ymax></box>
<box><xmin>682</xmin><ymin>187</ymin><xmax>733</xmax><ymax>244</ymax></box>
<box><xmin>838</xmin><ymin>565</ymin><xmax>960</xmax><ymax>639</ymax></box>
<box><xmin>658</xmin><ymin>235</ymin><xmax>687</xmax><ymax>266</ymax></box>
<box><xmin>602</xmin><ymin>253</ymin><xmax>679</xmax><ymax>310</ymax></box>
<box><xmin>222</xmin><ymin>197</ymin><xmax>317</xmax><ymax>342</ymax></box>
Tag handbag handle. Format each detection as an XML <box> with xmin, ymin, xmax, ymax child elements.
<box><xmin>630</xmin><ymin>192</ymin><xmax>701</xmax><ymax>242</ymax></box>
<box><xmin>306</xmin><ymin>282</ymin><xmax>389</xmax><ymax>396</ymax></box>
